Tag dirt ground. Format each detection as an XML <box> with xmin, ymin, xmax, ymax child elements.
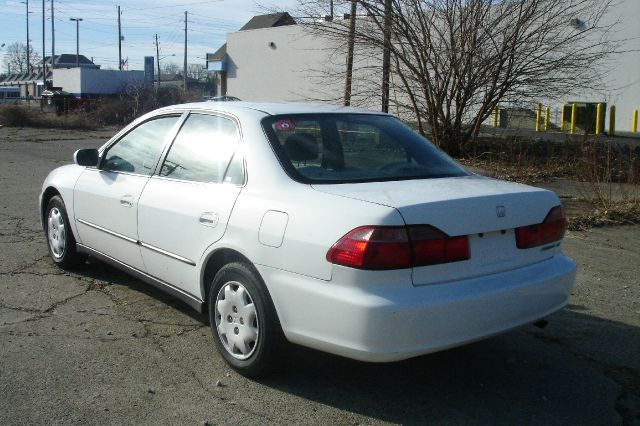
<box><xmin>1</xmin><ymin>126</ymin><xmax>639</xmax><ymax>425</ymax></box>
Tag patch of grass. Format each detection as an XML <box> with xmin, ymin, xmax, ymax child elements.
<box><xmin>567</xmin><ymin>202</ymin><xmax>640</xmax><ymax>231</ymax></box>
<box><xmin>458</xmin><ymin>156</ymin><xmax>573</xmax><ymax>183</ymax></box>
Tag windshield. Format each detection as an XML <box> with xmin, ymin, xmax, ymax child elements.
<box><xmin>262</xmin><ymin>113</ymin><xmax>468</xmax><ymax>184</ymax></box>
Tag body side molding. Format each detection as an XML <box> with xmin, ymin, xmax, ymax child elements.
<box><xmin>77</xmin><ymin>218</ymin><xmax>196</xmax><ymax>266</ymax></box>
<box><xmin>76</xmin><ymin>243</ymin><xmax>204</xmax><ymax>313</ymax></box>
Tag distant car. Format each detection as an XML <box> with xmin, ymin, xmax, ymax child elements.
<box><xmin>40</xmin><ymin>102</ymin><xmax>576</xmax><ymax>377</ymax></box>
<box><xmin>205</xmin><ymin>95</ymin><xmax>241</xmax><ymax>102</ymax></box>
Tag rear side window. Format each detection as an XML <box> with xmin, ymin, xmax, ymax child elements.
<box><xmin>160</xmin><ymin>113</ymin><xmax>241</xmax><ymax>184</ymax></box>
<box><xmin>102</xmin><ymin>115</ymin><xmax>180</xmax><ymax>175</ymax></box>
<box><xmin>262</xmin><ymin>114</ymin><xmax>467</xmax><ymax>183</ymax></box>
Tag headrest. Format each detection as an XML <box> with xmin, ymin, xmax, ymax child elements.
<box><xmin>283</xmin><ymin>133</ymin><xmax>319</xmax><ymax>162</ymax></box>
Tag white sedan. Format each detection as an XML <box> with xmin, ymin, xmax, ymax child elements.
<box><xmin>40</xmin><ymin>102</ymin><xmax>576</xmax><ymax>376</ymax></box>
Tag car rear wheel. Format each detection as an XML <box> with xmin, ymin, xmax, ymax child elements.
<box><xmin>45</xmin><ymin>195</ymin><xmax>85</xmax><ymax>269</ymax></box>
<box><xmin>208</xmin><ymin>262</ymin><xmax>284</xmax><ymax>377</ymax></box>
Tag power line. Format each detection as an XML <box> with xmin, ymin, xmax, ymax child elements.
<box><xmin>117</xmin><ymin>5</ymin><xmax>121</xmax><ymax>69</ymax></box>
<box><xmin>125</xmin><ymin>0</ymin><xmax>222</xmax><ymax>11</ymax></box>
<box><xmin>183</xmin><ymin>10</ymin><xmax>187</xmax><ymax>90</ymax></box>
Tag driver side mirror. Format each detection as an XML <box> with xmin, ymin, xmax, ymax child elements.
<box><xmin>73</xmin><ymin>149</ymin><xmax>99</xmax><ymax>167</ymax></box>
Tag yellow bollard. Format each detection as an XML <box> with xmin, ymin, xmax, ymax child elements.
<box><xmin>560</xmin><ymin>105</ymin><xmax>566</xmax><ymax>131</ymax></box>
<box><xmin>570</xmin><ymin>103</ymin><xmax>577</xmax><ymax>134</ymax></box>
<box><xmin>544</xmin><ymin>107</ymin><xmax>550</xmax><ymax>131</ymax></box>
<box><xmin>535</xmin><ymin>103</ymin><xmax>542</xmax><ymax>132</ymax></box>
<box><xmin>595</xmin><ymin>103</ymin><xmax>603</xmax><ymax>135</ymax></box>
<box><xmin>633</xmin><ymin>110</ymin><xmax>638</xmax><ymax>133</ymax></box>
<box><xmin>609</xmin><ymin>105</ymin><xmax>615</xmax><ymax>136</ymax></box>
<box><xmin>493</xmin><ymin>106</ymin><xmax>498</xmax><ymax>128</ymax></box>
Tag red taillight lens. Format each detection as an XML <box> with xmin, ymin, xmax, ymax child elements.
<box><xmin>326</xmin><ymin>225</ymin><xmax>470</xmax><ymax>270</ymax></box>
<box><xmin>515</xmin><ymin>205</ymin><xmax>566</xmax><ymax>249</ymax></box>
<box><xmin>326</xmin><ymin>226</ymin><xmax>411</xmax><ymax>270</ymax></box>
<box><xmin>409</xmin><ymin>225</ymin><xmax>470</xmax><ymax>266</ymax></box>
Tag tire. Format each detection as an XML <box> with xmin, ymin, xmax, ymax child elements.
<box><xmin>208</xmin><ymin>262</ymin><xmax>284</xmax><ymax>377</ymax></box>
<box><xmin>44</xmin><ymin>195</ymin><xmax>86</xmax><ymax>269</ymax></box>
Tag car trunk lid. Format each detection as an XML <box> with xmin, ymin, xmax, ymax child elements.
<box><xmin>313</xmin><ymin>175</ymin><xmax>563</xmax><ymax>285</ymax></box>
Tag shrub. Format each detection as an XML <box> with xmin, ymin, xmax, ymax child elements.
<box><xmin>0</xmin><ymin>105</ymin><xmax>33</xmax><ymax>127</ymax></box>
<box><xmin>87</xmin><ymin>86</ymin><xmax>188</xmax><ymax>126</ymax></box>
<box><xmin>0</xmin><ymin>105</ymin><xmax>96</xmax><ymax>130</ymax></box>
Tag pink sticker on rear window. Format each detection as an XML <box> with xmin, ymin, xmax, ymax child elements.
<box><xmin>275</xmin><ymin>119</ymin><xmax>296</xmax><ymax>131</ymax></box>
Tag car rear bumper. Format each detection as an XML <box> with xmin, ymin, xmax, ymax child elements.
<box><xmin>257</xmin><ymin>254</ymin><xmax>576</xmax><ymax>362</ymax></box>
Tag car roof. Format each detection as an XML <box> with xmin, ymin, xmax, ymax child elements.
<box><xmin>156</xmin><ymin>101</ymin><xmax>388</xmax><ymax>117</ymax></box>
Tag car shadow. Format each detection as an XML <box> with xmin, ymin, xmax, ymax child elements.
<box><xmin>75</xmin><ymin>257</ymin><xmax>207</xmax><ymax>323</ymax></box>
<box><xmin>255</xmin><ymin>309</ymin><xmax>638</xmax><ymax>424</ymax></box>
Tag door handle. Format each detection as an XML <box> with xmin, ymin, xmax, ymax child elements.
<box><xmin>120</xmin><ymin>195</ymin><xmax>134</xmax><ymax>208</ymax></box>
<box><xmin>199</xmin><ymin>212</ymin><xmax>219</xmax><ymax>227</ymax></box>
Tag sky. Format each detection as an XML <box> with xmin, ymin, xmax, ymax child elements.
<box><xmin>0</xmin><ymin>0</ymin><xmax>297</xmax><ymax>72</ymax></box>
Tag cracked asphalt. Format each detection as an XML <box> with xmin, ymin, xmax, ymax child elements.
<box><xmin>1</xmin><ymin>126</ymin><xmax>639</xmax><ymax>425</ymax></box>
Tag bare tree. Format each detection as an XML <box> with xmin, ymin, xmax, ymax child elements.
<box><xmin>187</xmin><ymin>63</ymin><xmax>208</xmax><ymax>81</ymax></box>
<box><xmin>161</xmin><ymin>62</ymin><xmax>181</xmax><ymax>77</ymax></box>
<box><xmin>4</xmin><ymin>42</ymin><xmax>39</xmax><ymax>74</ymax></box>
<box><xmin>296</xmin><ymin>0</ymin><xmax>616</xmax><ymax>155</ymax></box>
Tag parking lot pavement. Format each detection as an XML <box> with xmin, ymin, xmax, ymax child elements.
<box><xmin>1</xmin><ymin>127</ymin><xmax>638</xmax><ymax>425</ymax></box>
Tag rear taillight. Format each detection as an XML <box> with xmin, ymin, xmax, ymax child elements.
<box><xmin>326</xmin><ymin>226</ymin><xmax>411</xmax><ymax>270</ymax></box>
<box><xmin>409</xmin><ymin>225</ymin><xmax>470</xmax><ymax>266</ymax></box>
<box><xmin>515</xmin><ymin>205</ymin><xmax>566</xmax><ymax>249</ymax></box>
<box><xmin>326</xmin><ymin>225</ymin><xmax>470</xmax><ymax>270</ymax></box>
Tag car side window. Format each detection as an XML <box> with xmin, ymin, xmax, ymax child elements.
<box><xmin>159</xmin><ymin>113</ymin><xmax>242</xmax><ymax>184</ymax></box>
<box><xmin>102</xmin><ymin>116</ymin><xmax>180</xmax><ymax>176</ymax></box>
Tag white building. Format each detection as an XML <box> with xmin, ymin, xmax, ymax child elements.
<box><xmin>588</xmin><ymin>0</ymin><xmax>640</xmax><ymax>132</ymax></box>
<box><xmin>52</xmin><ymin>68</ymin><xmax>144</xmax><ymax>98</ymax></box>
<box><xmin>0</xmin><ymin>54</ymin><xmax>100</xmax><ymax>98</ymax></box>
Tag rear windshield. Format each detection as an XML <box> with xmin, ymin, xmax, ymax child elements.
<box><xmin>262</xmin><ymin>114</ymin><xmax>467</xmax><ymax>184</ymax></box>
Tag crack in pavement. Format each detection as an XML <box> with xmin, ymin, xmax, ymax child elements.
<box><xmin>0</xmin><ymin>255</ymin><xmax>53</xmax><ymax>276</ymax></box>
<box><xmin>0</xmin><ymin>283</ymin><xmax>92</xmax><ymax>326</ymax></box>
<box><xmin>533</xmin><ymin>332</ymin><xmax>640</xmax><ymax>424</ymax></box>
<box><xmin>147</xmin><ymin>326</ymin><xmax>275</xmax><ymax>423</ymax></box>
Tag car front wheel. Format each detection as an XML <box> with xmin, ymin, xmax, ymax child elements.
<box><xmin>208</xmin><ymin>262</ymin><xmax>284</xmax><ymax>377</ymax></box>
<box><xmin>45</xmin><ymin>195</ymin><xmax>85</xmax><ymax>269</ymax></box>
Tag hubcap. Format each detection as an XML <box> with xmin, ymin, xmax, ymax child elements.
<box><xmin>214</xmin><ymin>281</ymin><xmax>259</xmax><ymax>360</ymax></box>
<box><xmin>47</xmin><ymin>207</ymin><xmax>66</xmax><ymax>259</ymax></box>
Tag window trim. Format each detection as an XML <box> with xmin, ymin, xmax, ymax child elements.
<box><xmin>98</xmin><ymin>112</ymin><xmax>187</xmax><ymax>177</ymax></box>
<box><xmin>261</xmin><ymin>113</ymin><xmax>468</xmax><ymax>185</ymax></box>
<box><xmin>154</xmin><ymin>110</ymin><xmax>246</xmax><ymax>186</ymax></box>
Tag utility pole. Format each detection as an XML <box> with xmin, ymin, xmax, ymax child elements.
<box><xmin>183</xmin><ymin>10</ymin><xmax>187</xmax><ymax>92</ymax></box>
<box><xmin>343</xmin><ymin>0</ymin><xmax>357</xmax><ymax>106</ymax></box>
<box><xmin>21</xmin><ymin>0</ymin><xmax>30</xmax><ymax>103</ymax></box>
<box><xmin>41</xmin><ymin>0</ymin><xmax>45</xmax><ymax>93</ymax></box>
<box><xmin>51</xmin><ymin>0</ymin><xmax>54</xmax><ymax>67</ymax></box>
<box><xmin>117</xmin><ymin>5</ymin><xmax>122</xmax><ymax>70</ymax></box>
<box><xmin>330</xmin><ymin>0</ymin><xmax>334</xmax><ymax>19</ymax></box>
<box><xmin>70</xmin><ymin>17</ymin><xmax>82</xmax><ymax>67</ymax></box>
<box><xmin>24</xmin><ymin>0</ymin><xmax>30</xmax><ymax>73</ymax></box>
<box><xmin>155</xmin><ymin>33</ymin><xmax>160</xmax><ymax>87</ymax></box>
<box><xmin>381</xmin><ymin>0</ymin><xmax>392</xmax><ymax>113</ymax></box>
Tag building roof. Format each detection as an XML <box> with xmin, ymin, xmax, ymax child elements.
<box><xmin>36</xmin><ymin>54</ymin><xmax>99</xmax><ymax>68</ymax></box>
<box><xmin>239</xmin><ymin>12</ymin><xmax>295</xmax><ymax>31</ymax></box>
<box><xmin>208</xmin><ymin>44</ymin><xmax>227</xmax><ymax>62</ymax></box>
<box><xmin>207</xmin><ymin>12</ymin><xmax>296</xmax><ymax>64</ymax></box>
<box><xmin>0</xmin><ymin>70</ymin><xmax>52</xmax><ymax>84</ymax></box>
